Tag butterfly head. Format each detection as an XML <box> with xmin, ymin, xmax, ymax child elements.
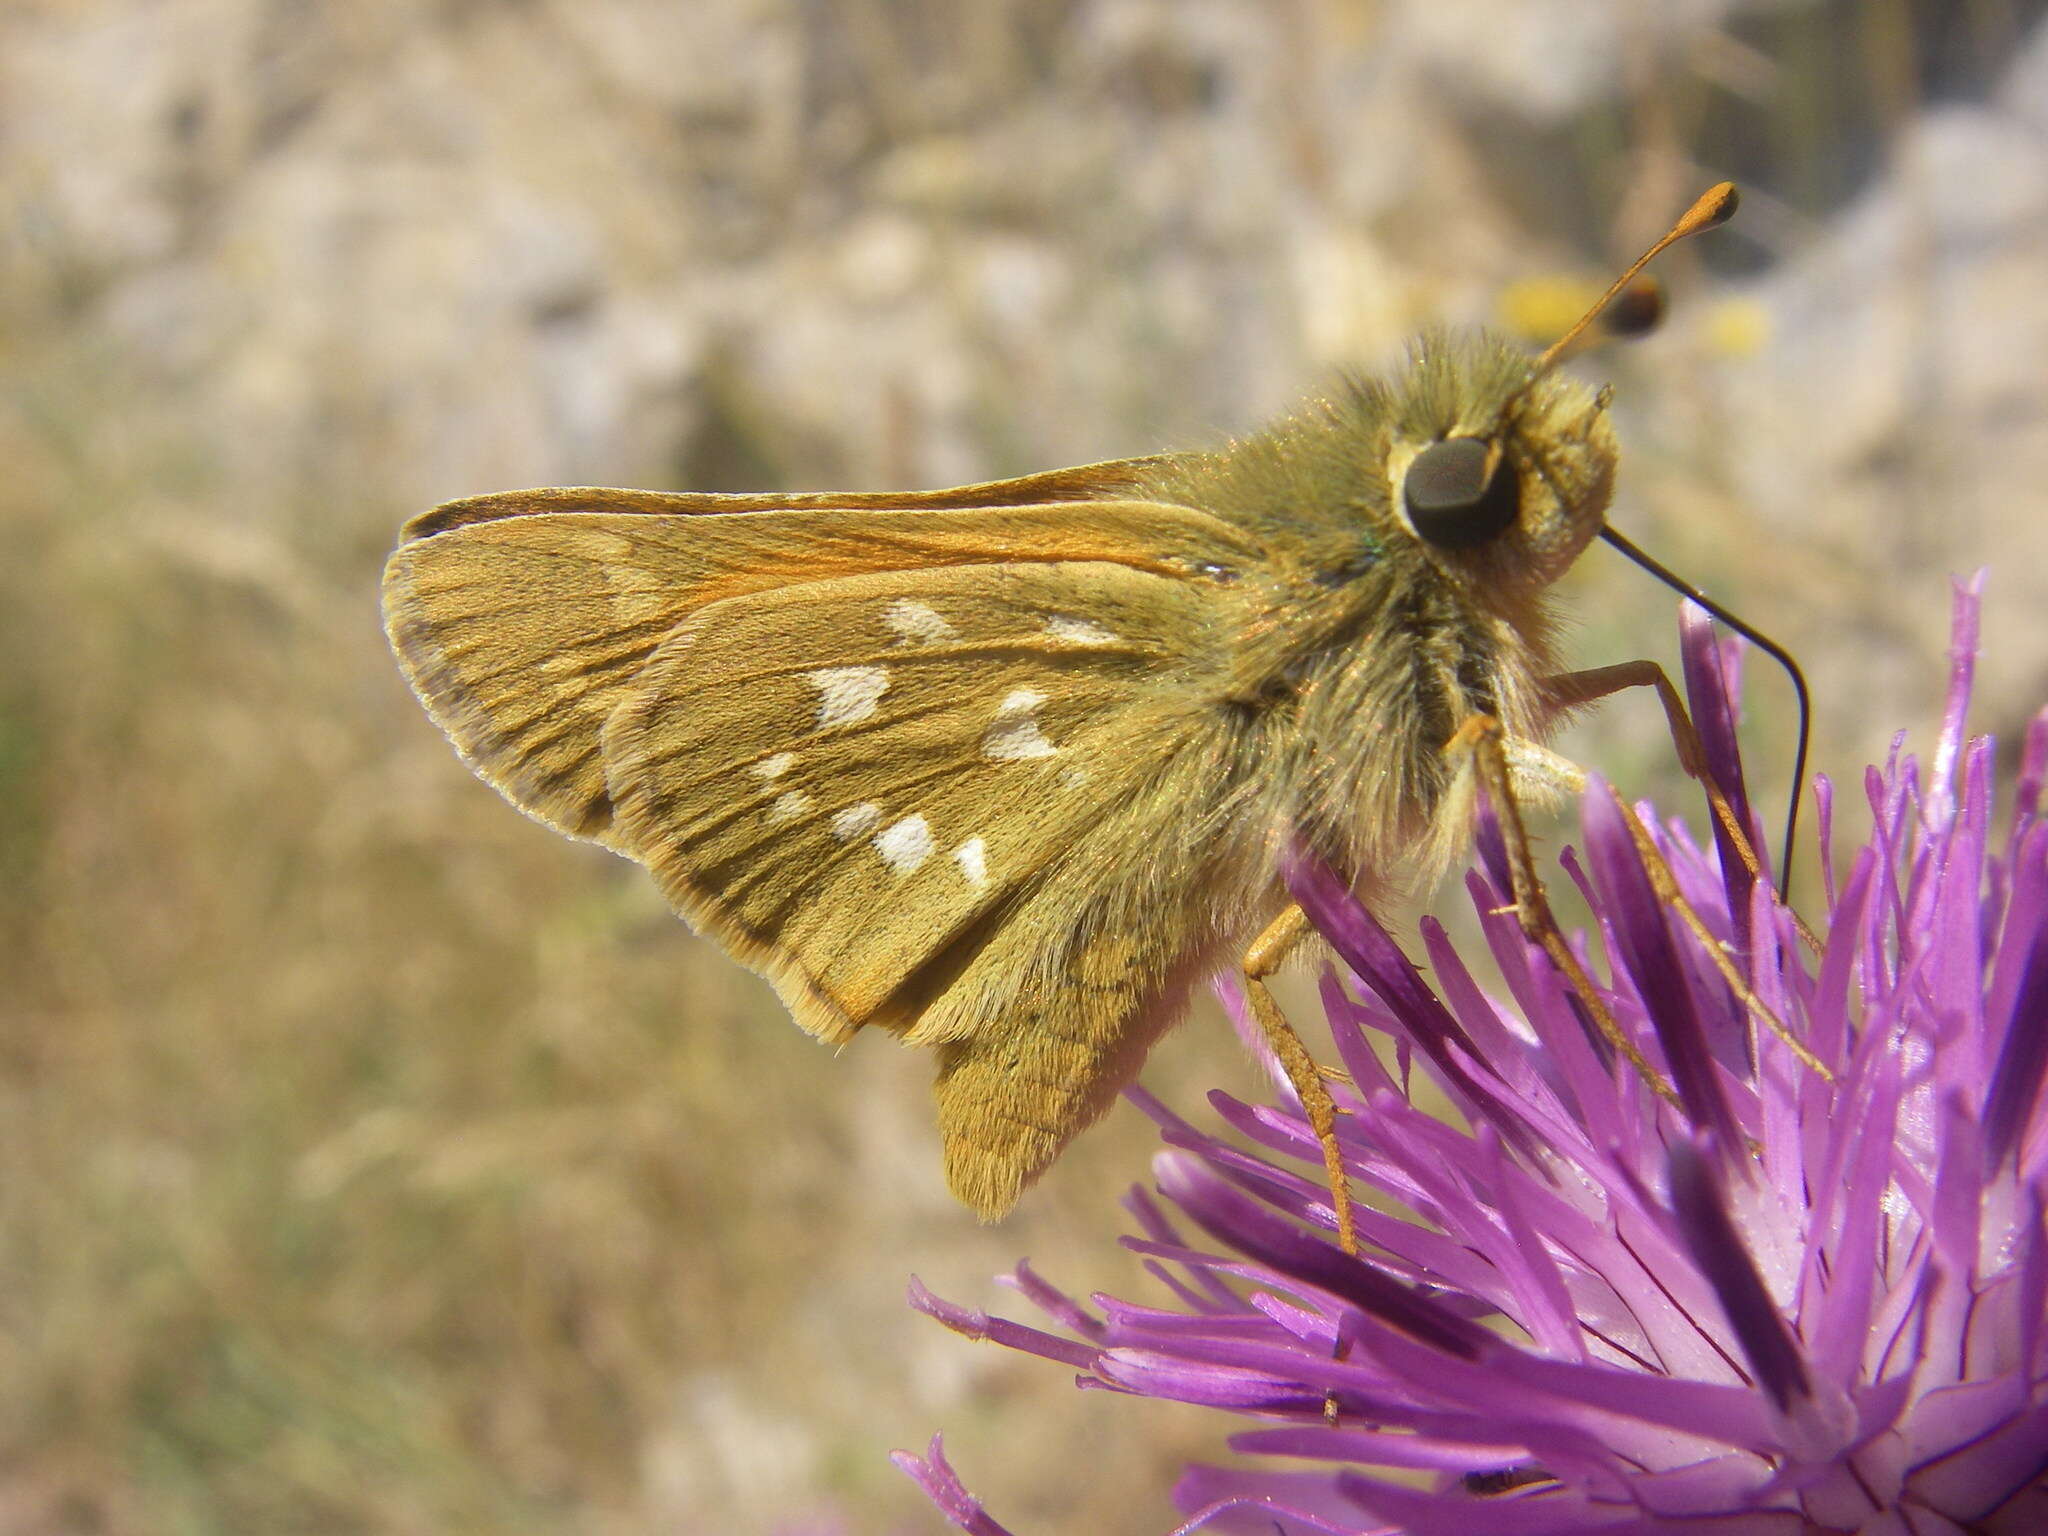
<box><xmin>1383</xmin><ymin>331</ymin><xmax>1617</xmax><ymax>595</ymax></box>
<box><xmin>1375</xmin><ymin>185</ymin><xmax>1746</xmax><ymax>599</ymax></box>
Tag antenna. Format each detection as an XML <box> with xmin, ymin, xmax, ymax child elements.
<box><xmin>1535</xmin><ymin>183</ymin><xmax>1739</xmax><ymax>376</ymax></box>
<box><xmin>1531</xmin><ymin>182</ymin><xmax>1808</xmax><ymax>890</ymax></box>
<box><xmin>1505</xmin><ymin>182</ymin><xmax>1807</xmax><ymax>888</ymax></box>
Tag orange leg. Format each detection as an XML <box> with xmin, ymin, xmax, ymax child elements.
<box><xmin>1240</xmin><ymin>904</ymin><xmax>1360</xmax><ymax>1259</ymax></box>
<box><xmin>1477</xmin><ymin>663</ymin><xmax>1829</xmax><ymax>1079</ymax></box>
<box><xmin>1447</xmin><ymin>714</ymin><xmax>1683</xmax><ymax>1108</ymax></box>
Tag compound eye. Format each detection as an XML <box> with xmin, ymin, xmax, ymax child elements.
<box><xmin>1402</xmin><ymin>436</ymin><xmax>1520</xmax><ymax>549</ymax></box>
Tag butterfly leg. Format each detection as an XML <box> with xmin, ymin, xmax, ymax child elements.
<box><xmin>1242</xmin><ymin>905</ymin><xmax>1361</xmax><ymax>1425</ymax></box>
<box><xmin>1447</xmin><ymin>714</ymin><xmax>1680</xmax><ymax>1103</ymax></box>
<box><xmin>1544</xmin><ymin>660</ymin><xmax>1766</xmax><ymax>885</ymax></box>
<box><xmin>1541</xmin><ymin>662</ymin><xmax>1827</xmax><ymax>1068</ymax></box>
<box><xmin>1241</xmin><ymin>906</ymin><xmax>1360</xmax><ymax>1259</ymax></box>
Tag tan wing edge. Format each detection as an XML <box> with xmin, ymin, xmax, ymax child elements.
<box><xmin>395</xmin><ymin>456</ymin><xmax>1175</xmax><ymax>542</ymax></box>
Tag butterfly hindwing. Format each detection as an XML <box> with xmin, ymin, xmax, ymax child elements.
<box><xmin>600</xmin><ymin>550</ymin><xmax>1277</xmax><ymax>1215</ymax></box>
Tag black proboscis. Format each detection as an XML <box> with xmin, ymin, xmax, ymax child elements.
<box><xmin>1599</xmin><ymin>524</ymin><xmax>1813</xmax><ymax>896</ymax></box>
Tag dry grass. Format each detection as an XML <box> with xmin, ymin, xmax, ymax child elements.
<box><xmin>2</xmin><ymin>2</ymin><xmax>2042</xmax><ymax>1531</ymax></box>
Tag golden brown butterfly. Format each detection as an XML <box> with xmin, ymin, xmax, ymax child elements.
<box><xmin>383</xmin><ymin>185</ymin><xmax>1740</xmax><ymax>1235</ymax></box>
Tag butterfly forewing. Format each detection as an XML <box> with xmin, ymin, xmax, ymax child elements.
<box><xmin>381</xmin><ymin>482</ymin><xmax>1244</xmax><ymax>843</ymax></box>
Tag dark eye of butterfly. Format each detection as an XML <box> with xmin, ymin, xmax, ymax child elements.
<box><xmin>1401</xmin><ymin>436</ymin><xmax>1520</xmax><ymax>550</ymax></box>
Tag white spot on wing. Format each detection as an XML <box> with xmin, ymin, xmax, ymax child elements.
<box><xmin>752</xmin><ymin>752</ymin><xmax>796</xmax><ymax>780</ymax></box>
<box><xmin>1044</xmin><ymin>615</ymin><xmax>1119</xmax><ymax>646</ymax></box>
<box><xmin>768</xmin><ymin>790</ymin><xmax>812</xmax><ymax>823</ymax></box>
<box><xmin>875</xmin><ymin>814</ymin><xmax>934</xmax><ymax>874</ymax></box>
<box><xmin>953</xmin><ymin>836</ymin><xmax>988</xmax><ymax>887</ymax></box>
<box><xmin>982</xmin><ymin>689</ymin><xmax>1057</xmax><ymax>761</ymax></box>
<box><xmin>831</xmin><ymin>802</ymin><xmax>881</xmax><ymax>841</ymax></box>
<box><xmin>884</xmin><ymin>599</ymin><xmax>956</xmax><ymax>645</ymax></box>
<box><xmin>808</xmin><ymin>666</ymin><xmax>889</xmax><ymax>728</ymax></box>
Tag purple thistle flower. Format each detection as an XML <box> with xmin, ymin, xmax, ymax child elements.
<box><xmin>897</xmin><ymin>579</ymin><xmax>2048</xmax><ymax>1534</ymax></box>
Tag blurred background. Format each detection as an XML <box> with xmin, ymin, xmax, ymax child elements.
<box><xmin>5</xmin><ymin>2</ymin><xmax>2047</xmax><ymax>1531</ymax></box>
